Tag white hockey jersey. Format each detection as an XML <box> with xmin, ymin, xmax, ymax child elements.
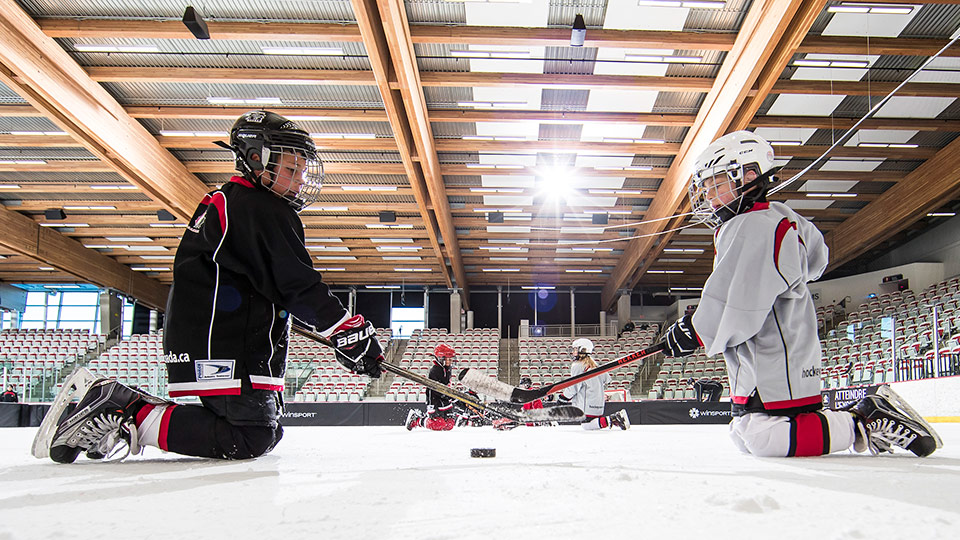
<box><xmin>691</xmin><ymin>202</ymin><xmax>829</xmax><ymax>414</ymax></box>
<box><xmin>562</xmin><ymin>360</ymin><xmax>611</xmax><ymax>417</ymax></box>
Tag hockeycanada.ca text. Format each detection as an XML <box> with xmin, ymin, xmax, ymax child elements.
<box><xmin>162</xmin><ymin>352</ymin><xmax>192</xmax><ymax>364</ymax></box>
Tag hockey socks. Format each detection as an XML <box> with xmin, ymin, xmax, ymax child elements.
<box><xmin>135</xmin><ymin>403</ymin><xmax>176</xmax><ymax>451</ymax></box>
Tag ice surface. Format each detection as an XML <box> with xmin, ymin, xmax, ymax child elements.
<box><xmin>2</xmin><ymin>424</ymin><xmax>959</xmax><ymax>540</ymax></box>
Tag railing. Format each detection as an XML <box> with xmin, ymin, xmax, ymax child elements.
<box><xmin>529</xmin><ymin>321</ymin><xmax>662</xmax><ymax>338</ymax></box>
<box><xmin>824</xmin><ymin>299</ymin><xmax>960</xmax><ymax>386</ymax></box>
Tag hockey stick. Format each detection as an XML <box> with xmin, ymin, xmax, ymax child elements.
<box><xmin>290</xmin><ymin>324</ymin><xmax>585</xmax><ymax>423</ymax></box>
<box><xmin>458</xmin><ymin>342</ymin><xmax>667</xmax><ymax>404</ymax></box>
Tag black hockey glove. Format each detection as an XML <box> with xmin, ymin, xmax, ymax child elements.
<box><xmin>664</xmin><ymin>314</ymin><xmax>701</xmax><ymax>358</ymax></box>
<box><xmin>330</xmin><ymin>315</ymin><xmax>383</xmax><ymax>378</ymax></box>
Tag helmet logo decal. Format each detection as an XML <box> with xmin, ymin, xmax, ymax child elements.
<box><xmin>244</xmin><ymin>110</ymin><xmax>267</xmax><ymax>123</ymax></box>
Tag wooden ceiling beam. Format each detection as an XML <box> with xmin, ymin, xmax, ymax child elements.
<box><xmin>825</xmin><ymin>135</ymin><xmax>960</xmax><ymax>269</ymax></box>
<box><xmin>349</xmin><ymin>0</ymin><xmax>454</xmax><ymax>289</ymax></box>
<box><xmin>82</xmin><ymin>65</ymin><xmax>960</xmax><ymax>99</ymax></box>
<box><xmin>0</xmin><ymin>204</ymin><xmax>168</xmax><ymax>308</ymax></box>
<box><xmin>602</xmin><ymin>0</ymin><xmax>813</xmax><ymax>309</ymax></box>
<box><xmin>374</xmin><ymin>0</ymin><xmax>470</xmax><ymax>302</ymax></box>
<box><xmin>752</xmin><ymin>116</ymin><xmax>960</xmax><ymax>132</ymax></box>
<box><xmin>0</xmin><ymin>1</ymin><xmax>212</xmax><ymax>307</ymax></box>
<box><xmin>39</xmin><ymin>18</ymin><xmax>960</xmax><ymax>58</ymax></box>
<box><xmin>773</xmin><ymin>79</ymin><xmax>960</xmax><ymax>98</ymax></box>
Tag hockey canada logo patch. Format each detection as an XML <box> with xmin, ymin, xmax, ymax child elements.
<box><xmin>196</xmin><ymin>360</ymin><xmax>235</xmax><ymax>380</ymax></box>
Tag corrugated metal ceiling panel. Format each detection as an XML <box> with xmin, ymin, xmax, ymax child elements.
<box><xmin>548</xmin><ymin>0</ymin><xmax>607</xmax><ymax>27</ymax></box>
<box><xmin>541</xmin><ymin>89</ymin><xmax>589</xmax><ymax>111</ymax></box>
<box><xmin>900</xmin><ymin>4</ymin><xmax>960</xmax><ymax>38</ymax></box>
<box><xmin>20</xmin><ymin>0</ymin><xmax>356</xmax><ymax>22</ymax></box>
<box><xmin>683</xmin><ymin>0</ymin><xmax>751</xmax><ymax>32</ymax></box>
<box><xmin>544</xmin><ymin>46</ymin><xmax>597</xmax><ymax>75</ymax></box>
<box><xmin>404</xmin><ymin>0</ymin><xmax>465</xmax><ymax>25</ymax></box>
<box><xmin>101</xmin><ymin>82</ymin><xmax>384</xmax><ymax>108</ymax></box>
<box><xmin>63</xmin><ymin>38</ymin><xmax>372</xmax><ymax>71</ymax></box>
<box><xmin>0</xmin><ymin>117</ymin><xmax>63</xmax><ymax>132</ymax></box>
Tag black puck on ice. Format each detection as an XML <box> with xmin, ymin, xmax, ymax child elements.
<box><xmin>470</xmin><ymin>447</ymin><xmax>496</xmax><ymax>458</ymax></box>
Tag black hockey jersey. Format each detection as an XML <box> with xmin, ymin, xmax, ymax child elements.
<box><xmin>163</xmin><ymin>176</ymin><xmax>349</xmax><ymax>397</ymax></box>
<box><xmin>427</xmin><ymin>363</ymin><xmax>454</xmax><ymax>412</ymax></box>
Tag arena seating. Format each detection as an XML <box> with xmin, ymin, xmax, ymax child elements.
<box><xmin>518</xmin><ymin>327</ymin><xmax>658</xmax><ymax>400</ymax></box>
<box><xmin>81</xmin><ymin>327</ymin><xmax>393</xmax><ymax>402</ymax></box>
<box><xmin>819</xmin><ymin>275</ymin><xmax>960</xmax><ymax>388</ymax></box>
<box><xmin>383</xmin><ymin>328</ymin><xmax>499</xmax><ymax>402</ymax></box>
<box><xmin>0</xmin><ymin>329</ymin><xmax>103</xmax><ymax>398</ymax></box>
<box><xmin>647</xmin><ymin>351</ymin><xmax>730</xmax><ymax>400</ymax></box>
<box><xmin>291</xmin><ymin>328</ymin><xmax>392</xmax><ymax>402</ymax></box>
<box><xmin>86</xmin><ymin>332</ymin><xmax>167</xmax><ymax>396</ymax></box>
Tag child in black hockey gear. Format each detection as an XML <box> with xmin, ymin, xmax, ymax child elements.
<box><xmin>559</xmin><ymin>339</ymin><xmax>629</xmax><ymax>430</ymax></box>
<box><xmin>664</xmin><ymin>130</ymin><xmax>940</xmax><ymax>457</ymax></box>
<box><xmin>406</xmin><ymin>344</ymin><xmax>457</xmax><ymax>431</ymax></box>
<box><xmin>35</xmin><ymin>111</ymin><xmax>384</xmax><ymax>463</ymax></box>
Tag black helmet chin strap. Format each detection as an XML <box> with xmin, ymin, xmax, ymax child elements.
<box><xmin>715</xmin><ymin>168</ymin><xmax>781</xmax><ymax>224</ymax></box>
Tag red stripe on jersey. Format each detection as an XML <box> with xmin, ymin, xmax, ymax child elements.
<box><xmin>136</xmin><ymin>403</ymin><xmax>155</xmax><ymax>427</ymax></box>
<box><xmin>251</xmin><ymin>383</ymin><xmax>284</xmax><ymax>391</ymax></box>
<box><xmin>773</xmin><ymin>218</ymin><xmax>798</xmax><ymax>272</ymax></box>
<box><xmin>746</xmin><ymin>202</ymin><xmax>770</xmax><ymax>213</ymax></box>
<box><xmin>158</xmin><ymin>405</ymin><xmax>176</xmax><ymax>452</ymax></box>
<box><xmin>732</xmin><ymin>395</ymin><xmax>749</xmax><ymax>405</ymax></box>
<box><xmin>168</xmin><ymin>388</ymin><xmax>242</xmax><ymax>397</ymax></box>
<box><xmin>229</xmin><ymin>175</ymin><xmax>255</xmax><ymax>188</ymax></box>
<box><xmin>763</xmin><ymin>394</ymin><xmax>822</xmax><ymax>409</ymax></box>
<box><xmin>793</xmin><ymin>412</ymin><xmax>826</xmax><ymax>456</ymax></box>
<box><xmin>209</xmin><ymin>192</ymin><xmax>227</xmax><ymax>232</ymax></box>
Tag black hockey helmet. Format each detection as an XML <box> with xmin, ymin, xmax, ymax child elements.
<box><xmin>519</xmin><ymin>377</ymin><xmax>533</xmax><ymax>389</ymax></box>
<box><xmin>216</xmin><ymin>110</ymin><xmax>324</xmax><ymax>212</ymax></box>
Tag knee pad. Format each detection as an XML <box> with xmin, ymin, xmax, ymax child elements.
<box><xmin>220</xmin><ymin>424</ymin><xmax>280</xmax><ymax>460</ymax></box>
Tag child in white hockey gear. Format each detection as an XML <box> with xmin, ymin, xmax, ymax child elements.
<box><xmin>561</xmin><ymin>339</ymin><xmax>629</xmax><ymax>431</ymax></box>
<box><xmin>664</xmin><ymin>130</ymin><xmax>940</xmax><ymax>458</ymax></box>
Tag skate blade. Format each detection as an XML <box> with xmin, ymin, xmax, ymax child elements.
<box><xmin>876</xmin><ymin>385</ymin><xmax>943</xmax><ymax>449</ymax></box>
<box><xmin>31</xmin><ymin>368</ymin><xmax>99</xmax><ymax>459</ymax></box>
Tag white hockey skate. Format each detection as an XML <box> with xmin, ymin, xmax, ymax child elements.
<box><xmin>31</xmin><ymin>368</ymin><xmax>99</xmax><ymax>459</ymax></box>
<box><xmin>610</xmin><ymin>409</ymin><xmax>631</xmax><ymax>430</ymax></box>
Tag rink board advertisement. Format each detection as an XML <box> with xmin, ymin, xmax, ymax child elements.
<box><xmin>1</xmin><ymin>385</ymin><xmax>885</xmax><ymax>427</ymax></box>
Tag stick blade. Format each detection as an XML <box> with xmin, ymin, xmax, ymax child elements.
<box><xmin>458</xmin><ymin>368</ymin><xmax>515</xmax><ymax>401</ymax></box>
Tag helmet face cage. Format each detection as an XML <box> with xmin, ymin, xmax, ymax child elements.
<box><xmin>261</xmin><ymin>143</ymin><xmax>324</xmax><ymax>212</ymax></box>
<box><xmin>689</xmin><ymin>162</ymin><xmax>751</xmax><ymax>229</ymax></box>
<box><xmin>228</xmin><ymin>111</ymin><xmax>324</xmax><ymax>212</ymax></box>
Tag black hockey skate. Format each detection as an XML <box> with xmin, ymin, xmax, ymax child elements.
<box><xmin>847</xmin><ymin>386</ymin><xmax>942</xmax><ymax>457</ymax></box>
<box><xmin>610</xmin><ymin>409</ymin><xmax>631</xmax><ymax>431</ymax></box>
<box><xmin>47</xmin><ymin>377</ymin><xmax>169</xmax><ymax>463</ymax></box>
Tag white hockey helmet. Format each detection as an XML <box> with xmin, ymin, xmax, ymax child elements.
<box><xmin>571</xmin><ymin>338</ymin><xmax>594</xmax><ymax>356</ymax></box>
<box><xmin>689</xmin><ymin>130</ymin><xmax>780</xmax><ymax>229</ymax></box>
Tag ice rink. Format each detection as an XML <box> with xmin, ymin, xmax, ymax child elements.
<box><xmin>1</xmin><ymin>423</ymin><xmax>959</xmax><ymax>540</ymax></box>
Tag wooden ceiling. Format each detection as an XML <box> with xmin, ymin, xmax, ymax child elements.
<box><xmin>0</xmin><ymin>0</ymin><xmax>957</xmax><ymax>310</ymax></box>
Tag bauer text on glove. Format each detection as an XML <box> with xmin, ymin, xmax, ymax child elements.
<box><xmin>331</xmin><ymin>315</ymin><xmax>384</xmax><ymax>378</ymax></box>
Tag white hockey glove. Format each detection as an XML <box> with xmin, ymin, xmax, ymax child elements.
<box><xmin>330</xmin><ymin>315</ymin><xmax>384</xmax><ymax>378</ymax></box>
<box><xmin>664</xmin><ymin>314</ymin><xmax>701</xmax><ymax>357</ymax></box>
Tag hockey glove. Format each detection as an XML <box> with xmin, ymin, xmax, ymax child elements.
<box><xmin>330</xmin><ymin>315</ymin><xmax>383</xmax><ymax>378</ymax></box>
<box><xmin>664</xmin><ymin>314</ymin><xmax>701</xmax><ymax>358</ymax></box>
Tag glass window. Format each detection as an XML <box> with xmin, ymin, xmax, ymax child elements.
<box><xmin>58</xmin><ymin>305</ymin><xmax>97</xmax><ymax>322</ymax></box>
<box><xmin>391</xmin><ymin>307</ymin><xmax>425</xmax><ymax>338</ymax></box>
<box><xmin>60</xmin><ymin>292</ymin><xmax>99</xmax><ymax>306</ymax></box>
<box><xmin>22</xmin><ymin>306</ymin><xmax>45</xmax><ymax>322</ymax></box>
